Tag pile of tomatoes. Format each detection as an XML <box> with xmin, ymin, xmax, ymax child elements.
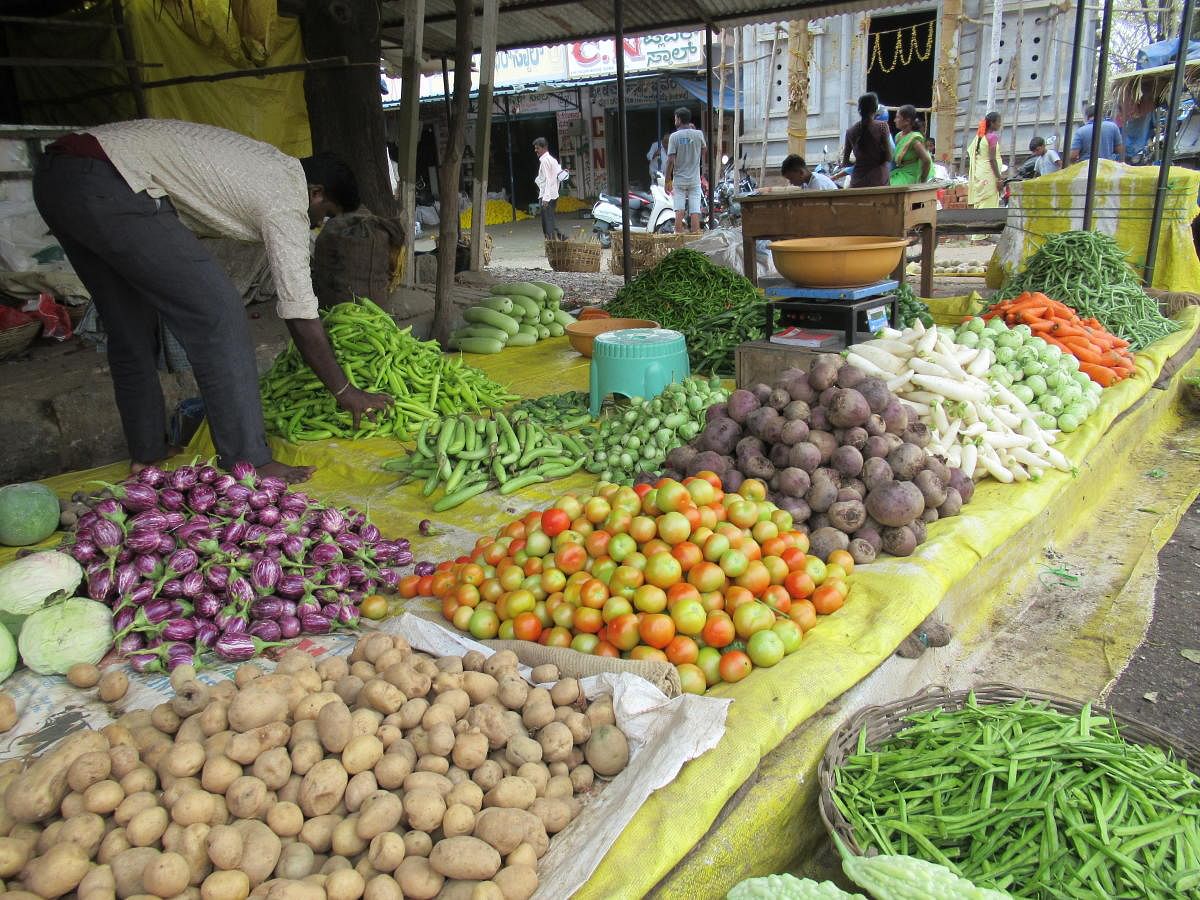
<box><xmin>406</xmin><ymin>473</ymin><xmax>854</xmax><ymax>693</ymax></box>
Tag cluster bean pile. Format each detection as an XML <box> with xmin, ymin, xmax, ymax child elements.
<box><xmin>261</xmin><ymin>300</ymin><xmax>517</xmax><ymax>442</ymax></box>
<box><xmin>992</xmin><ymin>231</ymin><xmax>1179</xmax><ymax>350</ymax></box>
<box><xmin>62</xmin><ymin>463</ymin><xmax>413</xmax><ymax>666</ymax></box>
<box><xmin>382</xmin><ymin>413</ymin><xmax>587</xmax><ymax>511</ymax></box>
<box><xmin>0</xmin><ymin>636</ymin><xmax>629</xmax><ymax>900</ymax></box>
<box><xmin>666</xmin><ymin>356</ymin><xmax>974</xmax><ymax>561</ymax></box>
<box><xmin>605</xmin><ymin>249</ymin><xmax>766</xmax><ymax>375</ymax></box>
<box><xmin>832</xmin><ymin>695</ymin><xmax>1200</xmax><ymax>898</ymax></box>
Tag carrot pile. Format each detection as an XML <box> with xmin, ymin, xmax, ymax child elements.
<box><xmin>983</xmin><ymin>292</ymin><xmax>1135</xmax><ymax>387</ymax></box>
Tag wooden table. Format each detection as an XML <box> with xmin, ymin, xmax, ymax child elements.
<box><xmin>740</xmin><ymin>184</ymin><xmax>939</xmax><ymax>297</ymax></box>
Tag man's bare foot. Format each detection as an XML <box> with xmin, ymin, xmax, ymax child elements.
<box><xmin>257</xmin><ymin>460</ymin><xmax>316</xmax><ymax>484</ymax></box>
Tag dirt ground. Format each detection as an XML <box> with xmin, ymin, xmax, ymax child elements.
<box><xmin>1107</xmin><ymin>497</ymin><xmax>1200</xmax><ymax>747</ymax></box>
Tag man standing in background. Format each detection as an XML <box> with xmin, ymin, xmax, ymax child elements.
<box><xmin>647</xmin><ymin>132</ymin><xmax>670</xmax><ymax>185</ymax></box>
<box><xmin>1071</xmin><ymin>106</ymin><xmax>1125</xmax><ymax>163</ymax></box>
<box><xmin>664</xmin><ymin>107</ymin><xmax>706</xmax><ymax>234</ymax></box>
<box><xmin>533</xmin><ymin>138</ymin><xmax>566</xmax><ymax>241</ymax></box>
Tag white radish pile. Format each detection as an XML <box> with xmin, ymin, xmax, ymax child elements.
<box><xmin>847</xmin><ymin>321</ymin><xmax>1073</xmax><ymax>483</ymax></box>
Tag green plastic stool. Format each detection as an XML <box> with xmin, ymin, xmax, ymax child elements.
<box><xmin>589</xmin><ymin>328</ymin><xmax>690</xmax><ymax>416</ymax></box>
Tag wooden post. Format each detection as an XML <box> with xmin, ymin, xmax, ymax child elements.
<box><xmin>469</xmin><ymin>0</ymin><xmax>498</xmax><ymax>271</ymax></box>
<box><xmin>1008</xmin><ymin>4</ymin><xmax>1024</xmax><ymax>170</ymax></box>
<box><xmin>786</xmin><ymin>20</ymin><xmax>812</xmax><ymax>156</ymax></box>
<box><xmin>759</xmin><ymin>25</ymin><xmax>780</xmax><ymax>181</ymax></box>
<box><xmin>716</xmin><ymin>32</ymin><xmax>726</xmax><ymax>162</ymax></box>
<box><xmin>432</xmin><ymin>0</ymin><xmax>473</xmax><ymax>344</ymax></box>
<box><xmin>110</xmin><ymin>0</ymin><xmax>147</xmax><ymax>118</ymax></box>
<box><xmin>396</xmin><ymin>0</ymin><xmax>425</xmax><ymax>287</ymax></box>
<box><xmin>932</xmin><ymin>0</ymin><xmax>962</xmax><ymax>166</ymax></box>
<box><xmin>985</xmin><ymin>0</ymin><xmax>1004</xmax><ymax>111</ymax></box>
<box><xmin>732</xmin><ymin>26</ymin><xmax>741</xmax><ymax>166</ymax></box>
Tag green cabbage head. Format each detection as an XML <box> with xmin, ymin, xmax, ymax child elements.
<box><xmin>18</xmin><ymin>597</ymin><xmax>112</xmax><ymax>675</ymax></box>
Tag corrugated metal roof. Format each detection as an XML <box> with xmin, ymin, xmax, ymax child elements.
<box><xmin>380</xmin><ymin>0</ymin><xmax>926</xmax><ymax>56</ymax></box>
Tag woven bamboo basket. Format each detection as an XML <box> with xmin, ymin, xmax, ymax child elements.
<box><xmin>817</xmin><ymin>683</ymin><xmax>1200</xmax><ymax>858</ymax></box>
<box><xmin>610</xmin><ymin>232</ymin><xmax>701</xmax><ymax>278</ymax></box>
<box><xmin>66</xmin><ymin>302</ymin><xmax>90</xmax><ymax>328</ymax></box>
<box><xmin>545</xmin><ymin>239</ymin><xmax>602</xmax><ymax>273</ymax></box>
<box><xmin>1146</xmin><ymin>287</ymin><xmax>1200</xmax><ymax>318</ymax></box>
<box><xmin>0</xmin><ymin>320</ymin><xmax>39</xmax><ymax>360</ymax></box>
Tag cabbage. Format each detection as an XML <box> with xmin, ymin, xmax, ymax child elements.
<box><xmin>0</xmin><ymin>629</ymin><xmax>15</xmax><ymax>684</ymax></box>
<box><xmin>0</xmin><ymin>551</ymin><xmax>83</xmax><ymax>636</ymax></box>
<box><xmin>965</xmin><ymin>316</ymin><xmax>986</xmax><ymax>334</ymax></box>
<box><xmin>1058</xmin><ymin>413</ymin><xmax>1082</xmax><ymax>433</ymax></box>
<box><xmin>1012</xmin><ymin>384</ymin><xmax>1035</xmax><ymax>405</ymax></box>
<box><xmin>1034</xmin><ymin>412</ymin><xmax>1058</xmax><ymax>430</ymax></box>
<box><xmin>17</xmin><ymin>597</ymin><xmax>112</xmax><ymax>675</ymax></box>
<box><xmin>1040</xmin><ymin>395</ymin><xmax>1065</xmax><ymax>416</ymax></box>
<box><xmin>1025</xmin><ymin>374</ymin><xmax>1048</xmax><ymax>396</ymax></box>
<box><xmin>995</xmin><ymin>346</ymin><xmax>1017</xmax><ymax>365</ymax></box>
<box><xmin>958</xmin><ymin>330</ymin><xmax>980</xmax><ymax>348</ymax></box>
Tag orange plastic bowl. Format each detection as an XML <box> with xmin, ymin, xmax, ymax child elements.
<box><xmin>768</xmin><ymin>236</ymin><xmax>908</xmax><ymax>287</ymax></box>
<box><xmin>564</xmin><ymin>318</ymin><xmax>660</xmax><ymax>357</ymax></box>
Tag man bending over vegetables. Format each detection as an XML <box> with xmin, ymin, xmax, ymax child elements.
<box><xmin>33</xmin><ymin>119</ymin><xmax>392</xmax><ymax>484</ymax></box>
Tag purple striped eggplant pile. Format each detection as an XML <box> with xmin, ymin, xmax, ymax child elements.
<box><xmin>61</xmin><ymin>461</ymin><xmax>417</xmax><ymax>670</ymax></box>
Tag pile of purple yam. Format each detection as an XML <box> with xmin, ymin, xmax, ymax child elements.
<box><xmin>62</xmin><ymin>461</ymin><xmax>416</xmax><ymax>670</ymax></box>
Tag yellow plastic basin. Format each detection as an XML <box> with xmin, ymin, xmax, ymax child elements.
<box><xmin>768</xmin><ymin>236</ymin><xmax>908</xmax><ymax>288</ymax></box>
<box><xmin>564</xmin><ymin>318</ymin><xmax>660</xmax><ymax>357</ymax></box>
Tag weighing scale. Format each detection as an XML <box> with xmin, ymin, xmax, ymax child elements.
<box><xmin>761</xmin><ymin>278</ymin><xmax>900</xmax><ymax>350</ymax></box>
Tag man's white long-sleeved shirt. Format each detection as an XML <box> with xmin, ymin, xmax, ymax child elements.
<box><xmin>535</xmin><ymin>153</ymin><xmax>562</xmax><ymax>203</ymax></box>
<box><xmin>89</xmin><ymin>119</ymin><xmax>321</xmax><ymax>320</ymax></box>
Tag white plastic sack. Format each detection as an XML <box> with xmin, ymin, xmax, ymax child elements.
<box><xmin>689</xmin><ymin>226</ymin><xmax>777</xmax><ymax>279</ymax></box>
<box><xmin>0</xmin><ymin>200</ymin><xmax>66</xmax><ymax>273</ymax></box>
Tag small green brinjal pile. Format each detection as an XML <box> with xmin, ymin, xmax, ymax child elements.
<box><xmin>991</xmin><ymin>231</ymin><xmax>1180</xmax><ymax>350</ymax></box>
<box><xmin>605</xmin><ymin>248</ymin><xmax>766</xmax><ymax>375</ymax></box>
<box><xmin>832</xmin><ymin>693</ymin><xmax>1200</xmax><ymax>898</ymax></box>
<box><xmin>584</xmin><ymin>376</ymin><xmax>727</xmax><ymax>485</ymax></box>
<box><xmin>261</xmin><ymin>299</ymin><xmax>517</xmax><ymax>442</ymax></box>
<box><xmin>382</xmin><ymin>412</ymin><xmax>587</xmax><ymax>510</ymax></box>
<box><xmin>507</xmin><ymin>391</ymin><xmax>592</xmax><ymax>429</ymax></box>
<box><xmin>896</xmin><ymin>282</ymin><xmax>934</xmax><ymax>328</ymax></box>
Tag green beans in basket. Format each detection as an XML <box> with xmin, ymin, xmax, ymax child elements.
<box><xmin>831</xmin><ymin>693</ymin><xmax>1200</xmax><ymax>898</ymax></box>
<box><xmin>260</xmin><ymin>298</ymin><xmax>518</xmax><ymax>442</ymax></box>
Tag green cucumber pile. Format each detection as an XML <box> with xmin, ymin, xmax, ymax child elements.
<box><xmin>450</xmin><ymin>281</ymin><xmax>577</xmax><ymax>354</ymax></box>
<box><xmin>832</xmin><ymin>693</ymin><xmax>1200</xmax><ymax>898</ymax></box>
<box><xmin>381</xmin><ymin>412</ymin><xmax>587</xmax><ymax>510</ymax></box>
<box><xmin>261</xmin><ymin>299</ymin><xmax>517</xmax><ymax>441</ymax></box>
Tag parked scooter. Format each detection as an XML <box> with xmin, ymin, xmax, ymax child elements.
<box><xmin>713</xmin><ymin>154</ymin><xmax>757</xmax><ymax>225</ymax></box>
<box><xmin>590</xmin><ymin>173</ymin><xmax>676</xmax><ymax>248</ymax></box>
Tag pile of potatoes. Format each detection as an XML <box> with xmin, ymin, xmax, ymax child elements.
<box><xmin>0</xmin><ymin>633</ymin><xmax>631</xmax><ymax>900</ymax></box>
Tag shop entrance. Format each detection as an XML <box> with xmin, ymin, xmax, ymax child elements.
<box><xmin>865</xmin><ymin>11</ymin><xmax>936</xmax><ymax>120</ymax></box>
<box><xmin>490</xmin><ymin>111</ymin><xmax>559</xmax><ymax>211</ymax></box>
<box><xmin>607</xmin><ymin>104</ymin><xmax>696</xmax><ymax>192</ymax></box>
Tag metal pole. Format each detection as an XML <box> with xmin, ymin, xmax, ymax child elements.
<box><xmin>111</xmin><ymin>0</ymin><xmax>147</xmax><ymax>118</ymax></box>
<box><xmin>1062</xmin><ymin>0</ymin><xmax>1090</xmax><ymax>160</ymax></box>
<box><xmin>615</xmin><ymin>0</ymin><xmax>632</xmax><ymax>284</ymax></box>
<box><xmin>1144</xmin><ymin>0</ymin><xmax>1196</xmax><ymax>283</ymax></box>
<box><xmin>504</xmin><ymin>95</ymin><xmax>517</xmax><ymax>223</ymax></box>
<box><xmin>706</xmin><ymin>25</ymin><xmax>716</xmax><ymax>229</ymax></box>
<box><xmin>1082</xmin><ymin>0</ymin><xmax>1115</xmax><ymax>229</ymax></box>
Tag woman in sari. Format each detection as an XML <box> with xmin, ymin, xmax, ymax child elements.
<box><xmin>967</xmin><ymin>111</ymin><xmax>1003</xmax><ymax>208</ymax></box>
<box><xmin>890</xmin><ymin>105</ymin><xmax>931</xmax><ymax>185</ymax></box>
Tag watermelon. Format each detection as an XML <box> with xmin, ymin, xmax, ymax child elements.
<box><xmin>0</xmin><ymin>483</ymin><xmax>60</xmax><ymax>547</ymax></box>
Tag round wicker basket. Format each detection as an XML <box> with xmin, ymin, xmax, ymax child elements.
<box><xmin>817</xmin><ymin>682</ymin><xmax>1200</xmax><ymax>858</ymax></box>
<box><xmin>0</xmin><ymin>320</ymin><xmax>39</xmax><ymax>360</ymax></box>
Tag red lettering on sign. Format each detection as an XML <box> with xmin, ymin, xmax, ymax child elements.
<box><xmin>592</xmin><ymin>116</ymin><xmax>605</xmax><ymax>139</ymax></box>
<box><xmin>593</xmin><ymin>147</ymin><xmax>606</xmax><ymax>170</ymax></box>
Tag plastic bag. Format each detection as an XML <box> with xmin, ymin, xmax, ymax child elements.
<box><xmin>689</xmin><ymin>227</ymin><xmax>777</xmax><ymax>278</ymax></box>
<box><xmin>21</xmin><ymin>293</ymin><xmax>73</xmax><ymax>340</ymax></box>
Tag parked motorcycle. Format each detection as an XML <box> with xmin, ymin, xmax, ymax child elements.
<box><xmin>712</xmin><ymin>154</ymin><xmax>758</xmax><ymax>225</ymax></box>
<box><xmin>590</xmin><ymin>173</ymin><xmax>676</xmax><ymax>248</ymax></box>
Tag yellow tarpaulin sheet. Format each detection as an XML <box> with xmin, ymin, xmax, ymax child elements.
<box><xmin>987</xmin><ymin>160</ymin><xmax>1200</xmax><ymax>291</ymax></box>
<box><xmin>126</xmin><ymin>0</ymin><xmax>311</xmax><ymax>156</ymax></box>
<box><xmin>2</xmin><ymin>315</ymin><xmax>1198</xmax><ymax>897</ymax></box>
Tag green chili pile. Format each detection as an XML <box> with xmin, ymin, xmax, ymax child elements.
<box><xmin>261</xmin><ymin>299</ymin><xmax>517</xmax><ymax>442</ymax></box>
<box><xmin>832</xmin><ymin>694</ymin><xmax>1200</xmax><ymax>898</ymax></box>
<box><xmin>381</xmin><ymin>412</ymin><xmax>586</xmax><ymax>509</ymax></box>
<box><xmin>991</xmin><ymin>231</ymin><xmax>1180</xmax><ymax>350</ymax></box>
<box><xmin>606</xmin><ymin>248</ymin><xmax>766</xmax><ymax>375</ymax></box>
